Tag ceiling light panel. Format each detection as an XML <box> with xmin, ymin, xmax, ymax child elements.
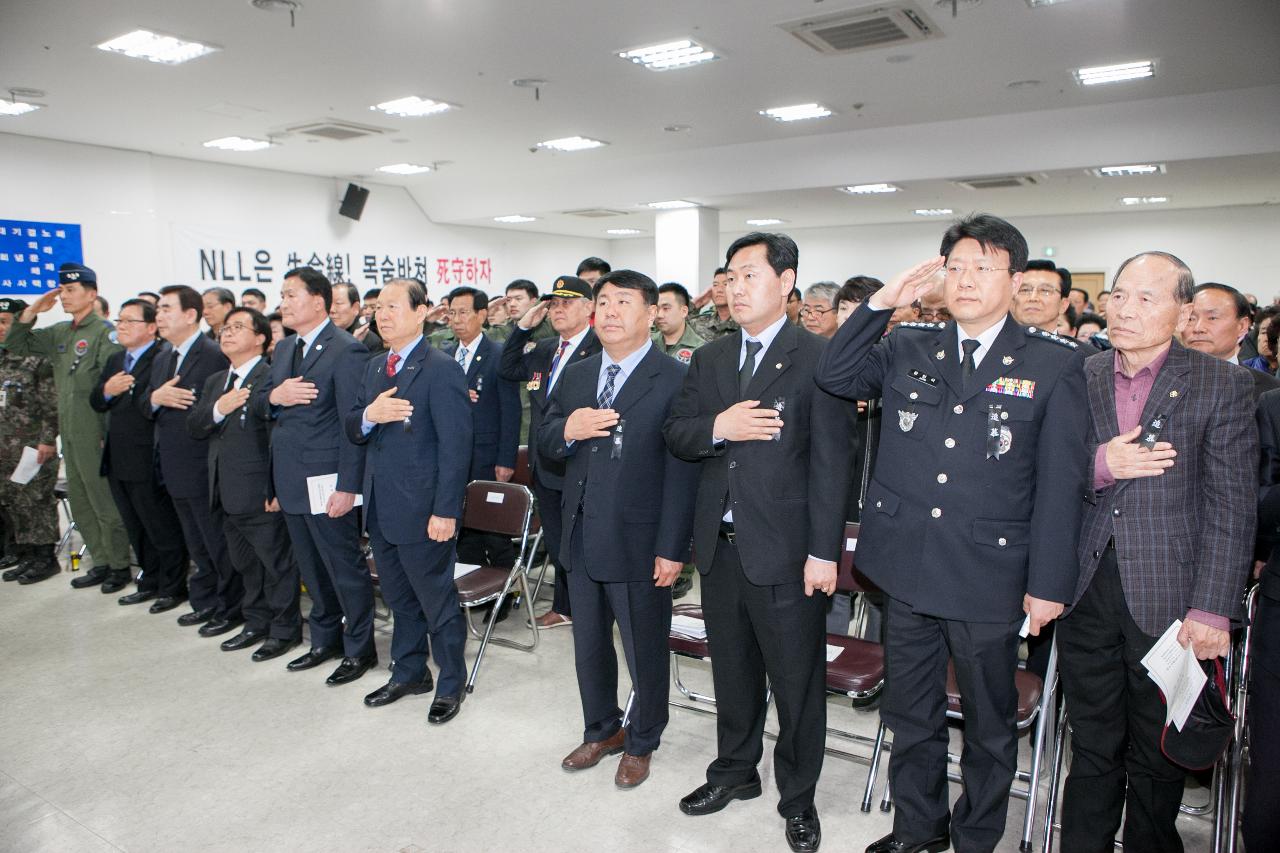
<box><xmin>203</xmin><ymin>136</ymin><xmax>271</xmax><ymax>152</ymax></box>
<box><xmin>647</xmin><ymin>200</ymin><xmax>698</xmax><ymax>210</ymax></box>
<box><xmin>372</xmin><ymin>96</ymin><xmax>455</xmax><ymax>117</ymax></box>
<box><xmin>759</xmin><ymin>103</ymin><xmax>834</xmax><ymax>122</ymax></box>
<box><xmin>377</xmin><ymin>163</ymin><xmax>431</xmax><ymax>175</ymax></box>
<box><xmin>838</xmin><ymin>183</ymin><xmax>901</xmax><ymax>194</ymax></box>
<box><xmin>913</xmin><ymin>208</ymin><xmax>954</xmax><ymax>216</ymax></box>
<box><xmin>1073</xmin><ymin>60</ymin><xmax>1155</xmax><ymax>86</ymax></box>
<box><xmin>1091</xmin><ymin>163</ymin><xmax>1166</xmax><ymax>177</ymax></box>
<box><xmin>1119</xmin><ymin>196</ymin><xmax>1169</xmax><ymax>205</ymax></box>
<box><xmin>0</xmin><ymin>101</ymin><xmax>41</xmax><ymax>116</ymax></box>
<box><xmin>606</xmin><ymin>228</ymin><xmax>643</xmax><ymax>236</ymax></box>
<box><xmin>494</xmin><ymin>215</ymin><xmax>537</xmax><ymax>223</ymax></box>
<box><xmin>535</xmin><ymin>136</ymin><xmax>608</xmax><ymax>152</ymax></box>
<box><xmin>618</xmin><ymin>39</ymin><xmax>719</xmax><ymax>71</ymax></box>
<box><xmin>746</xmin><ymin>219</ymin><xmax>786</xmax><ymax>226</ymax></box>
<box><xmin>97</xmin><ymin>29</ymin><xmax>219</xmax><ymax>65</ymax></box>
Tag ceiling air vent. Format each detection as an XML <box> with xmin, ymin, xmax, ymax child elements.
<box><xmin>953</xmin><ymin>175</ymin><xmax>1039</xmax><ymax>190</ymax></box>
<box><xmin>780</xmin><ymin>3</ymin><xmax>940</xmax><ymax>55</ymax></box>
<box><xmin>283</xmin><ymin>119</ymin><xmax>392</xmax><ymax>141</ymax></box>
<box><xmin>564</xmin><ymin>208</ymin><xmax>628</xmax><ymax>218</ymax></box>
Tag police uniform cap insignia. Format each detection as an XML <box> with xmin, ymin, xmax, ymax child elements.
<box><xmin>1026</xmin><ymin>327</ymin><xmax>1079</xmax><ymax>349</ymax></box>
<box><xmin>74</xmin><ymin>338</ymin><xmax>89</xmax><ymax>356</ymax></box>
<box><xmin>523</xmin><ymin>341</ymin><xmax>537</xmax><ymax>354</ymax></box>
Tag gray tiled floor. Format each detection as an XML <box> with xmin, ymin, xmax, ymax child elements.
<box><xmin>0</xmin><ymin>566</ymin><xmax>1219</xmax><ymax>852</ymax></box>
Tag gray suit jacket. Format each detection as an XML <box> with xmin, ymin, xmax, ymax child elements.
<box><xmin>1076</xmin><ymin>341</ymin><xmax>1257</xmax><ymax>634</ymax></box>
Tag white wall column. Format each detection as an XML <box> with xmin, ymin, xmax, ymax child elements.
<box><xmin>654</xmin><ymin>207</ymin><xmax>720</xmax><ymax>291</ymax></box>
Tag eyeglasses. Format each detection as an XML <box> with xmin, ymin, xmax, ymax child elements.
<box><xmin>918</xmin><ymin>309</ymin><xmax>952</xmax><ymax>322</ymax></box>
<box><xmin>945</xmin><ymin>264</ymin><xmax>1013</xmax><ymax>278</ymax></box>
<box><xmin>446</xmin><ymin>309</ymin><xmax>477</xmax><ymax>319</ymax></box>
<box><xmin>1016</xmin><ymin>286</ymin><xmax>1062</xmax><ymax>299</ymax></box>
<box><xmin>114</xmin><ymin>318</ymin><xmax>149</xmax><ymax>326</ymax></box>
<box><xmin>799</xmin><ymin>305</ymin><xmax>833</xmax><ymax>318</ymax></box>
<box><xmin>220</xmin><ymin>322</ymin><xmax>255</xmax><ymax>335</ymax></box>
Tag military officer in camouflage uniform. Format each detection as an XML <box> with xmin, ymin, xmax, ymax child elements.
<box><xmin>688</xmin><ymin>267</ymin><xmax>740</xmax><ymax>341</ymax></box>
<box><xmin>652</xmin><ymin>282</ymin><xmax>707</xmax><ymax>366</ymax></box>
<box><xmin>2</xmin><ymin>263</ymin><xmax>132</xmax><ymax>591</ymax></box>
<box><xmin>0</xmin><ymin>298</ymin><xmax>61</xmax><ymax>584</ymax></box>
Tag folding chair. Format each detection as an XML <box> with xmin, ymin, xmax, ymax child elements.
<box><xmin>512</xmin><ymin>445</ymin><xmax>554</xmax><ymax>607</ymax></box>
<box><xmin>53</xmin><ymin>473</ymin><xmax>86</xmax><ymax>570</ymax></box>
<box><xmin>361</xmin><ymin>537</ymin><xmax>391</xmax><ymax>621</ymax></box>
<box><xmin>454</xmin><ymin>480</ymin><xmax>539</xmax><ymax>693</ymax></box>
<box><xmin>668</xmin><ymin>602</ymin><xmax>718</xmax><ymax>717</ymax></box>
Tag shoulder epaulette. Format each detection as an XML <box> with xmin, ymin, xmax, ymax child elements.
<box><xmin>894</xmin><ymin>321</ymin><xmax>945</xmax><ymax>332</ymax></box>
<box><xmin>1025</xmin><ymin>326</ymin><xmax>1079</xmax><ymax>349</ymax></box>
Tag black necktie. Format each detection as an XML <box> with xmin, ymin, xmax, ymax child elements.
<box><xmin>961</xmin><ymin>338</ymin><xmax>981</xmax><ymax>386</ymax></box>
<box><xmin>291</xmin><ymin>338</ymin><xmax>306</xmax><ymax>377</ymax></box>
<box><xmin>169</xmin><ymin>349</ymin><xmax>181</xmax><ymax>380</ymax></box>
<box><xmin>224</xmin><ymin>371</ymin><xmax>237</xmax><ymax>393</ymax></box>
<box><xmin>740</xmin><ymin>339</ymin><xmax>763</xmax><ymax>399</ymax></box>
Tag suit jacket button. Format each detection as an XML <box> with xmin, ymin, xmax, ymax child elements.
<box><xmin>591</xmin><ymin>446</ymin><xmax>598</xmax><ymax>452</ymax></box>
<box><xmin>931</xmin><ymin>507</ymin><xmax>942</xmax><ymax>518</ymax></box>
<box><xmin>1112</xmin><ymin>508</ymin><xmax>1121</xmax><ymax>517</ymax></box>
<box><xmin>875</xmin><ymin>500</ymin><xmax>882</xmax><ymax>508</ymax></box>
<box><xmin>998</xmin><ymin>537</ymin><xmax>1007</xmax><ymax>547</ymax></box>
<box><xmin>1094</xmin><ymin>550</ymin><xmax>1101</xmax><ymax>558</ymax></box>
<box><xmin>944</xmin><ymin>438</ymin><xmax>956</xmax><ymax>449</ymax></box>
<box><xmin>728</xmin><ymin>460</ymin><xmax>737</xmax><ymax>469</ymax></box>
<box><xmin>937</xmin><ymin>473</ymin><xmax>948</xmax><ymax>484</ymax></box>
<box><xmin>953</xmin><ymin>404</ymin><xmax>964</xmax><ymax>414</ymax></box>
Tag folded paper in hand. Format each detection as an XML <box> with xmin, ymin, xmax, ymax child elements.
<box><xmin>1141</xmin><ymin>619</ymin><xmax>1207</xmax><ymax>731</ymax></box>
<box><xmin>9</xmin><ymin>446</ymin><xmax>42</xmax><ymax>485</ymax></box>
<box><xmin>306</xmin><ymin>473</ymin><xmax>364</xmax><ymax>515</ymax></box>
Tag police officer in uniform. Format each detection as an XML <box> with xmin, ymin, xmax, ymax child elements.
<box><xmin>0</xmin><ymin>298</ymin><xmax>61</xmax><ymax>584</ymax></box>
<box><xmin>816</xmin><ymin>215</ymin><xmax>1088</xmax><ymax>853</ymax></box>
<box><xmin>2</xmin><ymin>264</ymin><xmax>132</xmax><ymax>591</ymax></box>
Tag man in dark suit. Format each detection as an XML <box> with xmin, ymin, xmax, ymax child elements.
<box><xmin>817</xmin><ymin>215</ymin><xmax>1090</xmax><ymax>853</ymax></box>
<box><xmin>139</xmin><ymin>285</ymin><xmax>242</xmax><ymax>633</ymax></box>
<box><xmin>331</xmin><ymin>281</ymin><xmax>384</xmax><ymax>354</ymax></box>
<box><xmin>90</xmin><ymin>298</ymin><xmax>189</xmax><ymax>611</ymax></box>
<box><xmin>251</xmin><ymin>267</ymin><xmax>375</xmax><ymax>685</ymax></box>
<box><xmin>664</xmin><ymin>233</ymin><xmax>854</xmax><ymax>853</ymax></box>
<box><xmin>345</xmin><ymin>278</ymin><xmax>473</xmax><ymax>723</ymax></box>
<box><xmin>1182</xmin><ymin>281</ymin><xmax>1280</xmax><ymax>400</ymax></box>
<box><xmin>499</xmin><ymin>276</ymin><xmax>602</xmax><ymax>629</ymax></box>
<box><xmin>188</xmin><ymin>307</ymin><xmax>302</xmax><ymax>661</ymax></box>
<box><xmin>1059</xmin><ymin>252</ymin><xmax>1256</xmax><ymax>853</ymax></box>
<box><xmin>538</xmin><ymin>270</ymin><xmax>699</xmax><ymax>789</ymax></box>
<box><xmin>444</xmin><ymin>286</ymin><xmax>521</xmax><ymax>570</ymax></box>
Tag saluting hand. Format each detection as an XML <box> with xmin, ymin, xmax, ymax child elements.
<box><xmin>216</xmin><ymin>386</ymin><xmax>250</xmax><ymax>416</ymax></box>
<box><xmin>151</xmin><ymin>375</ymin><xmax>196</xmax><ymax>410</ymax></box>
<box><xmin>518</xmin><ymin>301</ymin><xmax>549</xmax><ymax>331</ymax></box>
<box><xmin>102</xmin><ymin>371</ymin><xmax>135</xmax><ymax>397</ymax></box>
<box><xmin>21</xmin><ymin>289</ymin><xmax>59</xmax><ymax>323</ymax></box>
<box><xmin>364</xmin><ymin>386</ymin><xmax>414</xmax><ymax>424</ymax></box>
<box><xmin>269</xmin><ymin>376</ymin><xmax>319</xmax><ymax>407</ymax></box>
<box><xmin>564</xmin><ymin>407</ymin><xmax>619</xmax><ymax>442</ymax></box>
<box><xmin>1104</xmin><ymin>425</ymin><xmax>1177</xmax><ymax>480</ymax></box>
<box><xmin>1023</xmin><ymin>594</ymin><xmax>1064</xmax><ymax>636</ymax></box>
<box><xmin>713</xmin><ymin>400</ymin><xmax>782</xmax><ymax>442</ymax></box>
<box><xmin>867</xmin><ymin>256</ymin><xmax>947</xmax><ymax>311</ymax></box>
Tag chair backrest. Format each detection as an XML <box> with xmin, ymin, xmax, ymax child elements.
<box><xmin>836</xmin><ymin>521</ymin><xmax>881</xmax><ymax>595</ymax></box>
<box><xmin>512</xmin><ymin>445</ymin><xmax>533</xmax><ymax>488</ymax></box>
<box><xmin>461</xmin><ymin>480</ymin><xmax>533</xmax><ymax>539</ymax></box>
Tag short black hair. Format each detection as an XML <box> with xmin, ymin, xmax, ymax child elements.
<box><xmin>593</xmin><ymin>269</ymin><xmax>658</xmax><ymax>306</ymax></box>
<box><xmin>224</xmin><ymin>307</ymin><xmax>271</xmax><ymax>354</ymax></box>
<box><xmin>448</xmin><ymin>286</ymin><xmax>489</xmax><ymax>311</ymax></box>
<box><xmin>725</xmin><ymin>232</ymin><xmax>799</xmax><ymax>278</ymax></box>
<box><xmin>1194</xmin><ymin>282</ymin><xmax>1253</xmax><ymax>321</ymax></box>
<box><xmin>158</xmin><ymin>284</ymin><xmax>203</xmax><ymax>319</ymax></box>
<box><xmin>838</xmin><ymin>276</ymin><xmax>885</xmax><ymax>306</ymax></box>
<box><xmin>363</xmin><ymin>287</ymin><xmax>381</xmax><ymax>301</ymax></box>
<box><xmin>1075</xmin><ymin>311</ymin><xmax>1106</xmax><ymax>331</ymax></box>
<box><xmin>1069</xmin><ymin>287</ymin><xmax>1091</xmax><ymax>306</ymax></box>
<box><xmin>506</xmin><ymin>279</ymin><xmax>538</xmax><ymax>299</ymax></box>
<box><xmin>138</xmin><ymin>291</ymin><xmax>160</xmax><ymax>302</ymax></box>
<box><xmin>1064</xmin><ymin>304</ymin><xmax>1078</xmax><ymax>329</ymax></box>
<box><xmin>95</xmin><ymin>295</ymin><xmax>110</xmax><ymax>314</ymax></box>
<box><xmin>1024</xmin><ymin>260</ymin><xmax>1068</xmax><ymax>298</ymax></box>
<box><xmin>940</xmin><ymin>213</ymin><xmax>1029</xmax><ymax>273</ymax></box>
<box><xmin>335</xmin><ymin>282</ymin><xmax>360</xmax><ymax>306</ymax></box>
<box><xmin>203</xmin><ymin>286</ymin><xmax>235</xmax><ymax>307</ymax></box>
<box><xmin>576</xmin><ymin>257</ymin><xmax>611</xmax><ymax>277</ymax></box>
<box><xmin>241</xmin><ymin>287</ymin><xmax>266</xmax><ymax>302</ymax></box>
<box><xmin>713</xmin><ymin>267</ymin><xmax>728</xmax><ymax>278</ymax></box>
<box><xmin>658</xmin><ymin>282</ymin><xmax>692</xmax><ymax>309</ymax></box>
<box><xmin>1114</xmin><ymin>251</ymin><xmax>1196</xmax><ymax>303</ymax></box>
<box><xmin>788</xmin><ymin>286</ymin><xmax>802</xmax><ymax>302</ymax></box>
<box><xmin>283</xmin><ymin>267</ymin><xmax>333</xmax><ymax>312</ymax></box>
<box><xmin>383</xmin><ymin>278</ymin><xmax>429</xmax><ymax>310</ymax></box>
<box><xmin>120</xmin><ymin>298</ymin><xmax>156</xmax><ymax>324</ymax></box>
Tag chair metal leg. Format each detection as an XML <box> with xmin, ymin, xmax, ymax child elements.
<box><xmin>862</xmin><ymin>720</ymin><xmax>888</xmax><ymax>812</ymax></box>
<box><xmin>1043</xmin><ymin>707</ymin><xmax>1070</xmax><ymax>853</ymax></box>
<box><xmin>1019</xmin><ymin>640</ymin><xmax>1059</xmax><ymax>852</ymax></box>
<box><xmin>466</xmin><ymin>574</ymin><xmax>538</xmax><ymax>694</ymax></box>
<box><xmin>881</xmin><ymin>777</ymin><xmax>893</xmax><ymax>813</ymax></box>
<box><xmin>1223</xmin><ymin>586</ymin><xmax>1257</xmax><ymax>853</ymax></box>
<box><xmin>622</xmin><ymin>687</ymin><xmax>636</xmax><ymax>728</ymax></box>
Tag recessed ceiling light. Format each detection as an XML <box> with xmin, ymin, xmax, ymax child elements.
<box><xmin>1073</xmin><ymin>60</ymin><xmax>1155</xmax><ymax>86</ymax></box>
<box><xmin>746</xmin><ymin>219</ymin><xmax>786</xmax><ymax>226</ymax></box>
<box><xmin>1025</xmin><ymin>0</ymin><xmax>1077</xmax><ymax>7</ymax></box>
<box><xmin>371</xmin><ymin>96</ymin><xmax>455</xmax><ymax>117</ymax></box>
<box><xmin>759</xmin><ymin>103</ymin><xmax>834</xmax><ymax>122</ymax></box>
<box><xmin>618</xmin><ymin>39</ymin><xmax>719</xmax><ymax>71</ymax></box>
<box><xmin>838</xmin><ymin>183</ymin><xmax>901</xmax><ymax>195</ymax></box>
<box><xmin>494</xmin><ymin>215</ymin><xmax>537</xmax><ymax>223</ymax></box>
<box><xmin>0</xmin><ymin>100</ymin><xmax>41</xmax><ymax>117</ymax></box>
<box><xmin>535</xmin><ymin>136</ymin><xmax>608</xmax><ymax>152</ymax></box>
<box><xmin>1091</xmin><ymin>163</ymin><xmax>1166</xmax><ymax>177</ymax></box>
<box><xmin>97</xmin><ymin>29</ymin><xmax>219</xmax><ymax>65</ymax></box>
<box><xmin>203</xmin><ymin>136</ymin><xmax>272</xmax><ymax>152</ymax></box>
<box><xmin>913</xmin><ymin>208</ymin><xmax>954</xmax><ymax>217</ymax></box>
<box><xmin>606</xmin><ymin>228</ymin><xmax>644</xmax><ymax>236</ymax></box>
<box><xmin>376</xmin><ymin>163</ymin><xmax>432</xmax><ymax>175</ymax></box>
<box><xmin>1119</xmin><ymin>196</ymin><xmax>1169</xmax><ymax>205</ymax></box>
<box><xmin>647</xmin><ymin>200</ymin><xmax>698</xmax><ymax>210</ymax></box>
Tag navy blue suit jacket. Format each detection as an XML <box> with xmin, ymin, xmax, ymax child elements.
<box><xmin>90</xmin><ymin>341</ymin><xmax>167</xmax><ymax>483</ymax></box>
<box><xmin>137</xmin><ymin>333</ymin><xmax>229</xmax><ymax>500</ymax></box>
<box><xmin>344</xmin><ymin>341</ymin><xmax>473</xmax><ymax>545</ymax></box>
<box><xmin>251</xmin><ymin>321</ymin><xmax>368</xmax><ymax>515</ymax></box>
<box><xmin>188</xmin><ymin>358</ymin><xmax>274</xmax><ymax>516</ymax></box>
<box><xmin>538</xmin><ymin>345</ymin><xmax>699</xmax><ymax>583</ymax></box>
<box><xmin>444</xmin><ymin>334</ymin><xmax>521</xmax><ymax>480</ymax></box>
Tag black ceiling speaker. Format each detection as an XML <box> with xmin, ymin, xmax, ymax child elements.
<box><xmin>339</xmin><ymin>183</ymin><xmax>369</xmax><ymax>220</ymax></box>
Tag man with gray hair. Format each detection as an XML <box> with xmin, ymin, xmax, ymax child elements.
<box><xmin>800</xmin><ymin>282</ymin><xmax>839</xmax><ymax>339</ymax></box>
<box><xmin>1059</xmin><ymin>251</ymin><xmax>1256</xmax><ymax>853</ymax></box>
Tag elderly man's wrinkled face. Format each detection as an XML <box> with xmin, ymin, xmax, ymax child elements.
<box><xmin>1107</xmin><ymin>255</ymin><xmax>1191</xmax><ymax>355</ymax></box>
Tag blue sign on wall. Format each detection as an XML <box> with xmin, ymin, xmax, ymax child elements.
<box><xmin>0</xmin><ymin>219</ymin><xmax>83</xmax><ymax>296</ymax></box>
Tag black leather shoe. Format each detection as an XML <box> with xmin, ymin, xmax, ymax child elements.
<box><xmin>150</xmin><ymin>596</ymin><xmax>188</xmax><ymax>614</ymax></box>
<box><xmin>198</xmin><ymin>617</ymin><xmax>244</xmax><ymax>638</ymax></box>
<box><xmin>17</xmin><ymin>559</ymin><xmax>59</xmax><ymax>585</ymax></box>
<box><xmin>253</xmin><ymin>637</ymin><xmax>301</xmax><ymax>662</ymax></box>
<box><xmin>2</xmin><ymin>563</ymin><xmax>27</xmax><ymax>582</ymax></box>
<box><xmin>679</xmin><ymin>777</ymin><xmax>763</xmax><ymax>816</ymax></box>
<box><xmin>100</xmin><ymin>568</ymin><xmax>132</xmax><ymax>594</ymax></box>
<box><xmin>174</xmin><ymin>604</ymin><xmax>212</xmax><ymax>623</ymax></box>
<box><xmin>70</xmin><ymin>565</ymin><xmax>108</xmax><ymax>588</ymax></box>
<box><xmin>325</xmin><ymin>654</ymin><xmax>378</xmax><ymax>685</ymax></box>
<box><xmin>864</xmin><ymin>832</ymin><xmax>950</xmax><ymax>853</ymax></box>
<box><xmin>286</xmin><ymin>647</ymin><xmax>341</xmax><ymax>671</ymax></box>
<box><xmin>118</xmin><ymin>589</ymin><xmax>156</xmax><ymax>606</ymax></box>
<box><xmin>364</xmin><ymin>676</ymin><xmax>434</xmax><ymax>707</ymax></box>
<box><xmin>785</xmin><ymin>806</ymin><xmax>822</xmax><ymax>853</ymax></box>
<box><xmin>0</xmin><ymin>552</ymin><xmax>19</xmax><ymax>570</ymax></box>
<box><xmin>428</xmin><ymin>692</ymin><xmax>464</xmax><ymax>724</ymax></box>
<box><xmin>220</xmin><ymin>628</ymin><xmax>267</xmax><ymax>651</ymax></box>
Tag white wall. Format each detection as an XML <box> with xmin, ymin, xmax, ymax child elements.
<box><xmin>0</xmin><ymin>132</ymin><xmax>607</xmax><ymax>323</ymax></box>
<box><xmin>612</xmin><ymin>205</ymin><xmax>1280</xmax><ymax>300</ymax></box>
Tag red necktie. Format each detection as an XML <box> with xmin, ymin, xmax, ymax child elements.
<box><xmin>385</xmin><ymin>352</ymin><xmax>401</xmax><ymax>378</ymax></box>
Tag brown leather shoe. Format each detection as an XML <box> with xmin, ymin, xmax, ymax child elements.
<box><xmin>561</xmin><ymin>729</ymin><xmax>625</xmax><ymax>771</ymax></box>
<box><xmin>614</xmin><ymin>752</ymin><xmax>651</xmax><ymax>789</ymax></box>
<box><xmin>535</xmin><ymin>611</ymin><xmax>572</xmax><ymax>629</ymax></box>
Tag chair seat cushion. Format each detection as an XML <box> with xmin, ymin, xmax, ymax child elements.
<box><xmin>946</xmin><ymin>662</ymin><xmax>1043</xmax><ymax>723</ymax></box>
<box><xmin>455</xmin><ymin>567</ymin><xmax>513</xmax><ymax>604</ymax></box>
<box><xmin>669</xmin><ymin>603</ymin><xmax>710</xmax><ymax>659</ymax></box>
<box><xmin>824</xmin><ymin>634</ymin><xmax>885</xmax><ymax>695</ymax></box>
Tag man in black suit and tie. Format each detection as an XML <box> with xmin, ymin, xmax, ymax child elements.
<box><xmin>444</xmin><ymin>286</ymin><xmax>521</xmax><ymax>570</ymax></box>
<box><xmin>90</xmin><ymin>298</ymin><xmax>189</xmax><ymax>611</ymax></box>
<box><xmin>500</xmin><ymin>276</ymin><xmax>602</xmax><ymax>629</ymax></box>
<box><xmin>664</xmin><ymin>233</ymin><xmax>854</xmax><ymax>853</ymax></box>
<box><xmin>139</xmin><ymin>285</ymin><xmax>242</xmax><ymax>634</ymax></box>
<box><xmin>252</xmin><ymin>267</ymin><xmax>375</xmax><ymax>685</ymax></box>
<box><xmin>345</xmin><ymin>278</ymin><xmax>473</xmax><ymax>723</ymax></box>
<box><xmin>538</xmin><ymin>270</ymin><xmax>699</xmax><ymax>789</ymax></box>
<box><xmin>188</xmin><ymin>308</ymin><xmax>302</xmax><ymax>661</ymax></box>
<box><xmin>1182</xmin><ymin>281</ymin><xmax>1280</xmax><ymax>400</ymax></box>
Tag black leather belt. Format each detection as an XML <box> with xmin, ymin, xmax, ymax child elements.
<box><xmin>719</xmin><ymin>522</ymin><xmax>736</xmax><ymax>545</ymax></box>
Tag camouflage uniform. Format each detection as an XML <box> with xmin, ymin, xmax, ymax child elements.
<box><xmin>0</xmin><ymin>348</ymin><xmax>59</xmax><ymax>547</ymax></box>
<box><xmin>689</xmin><ymin>309</ymin><xmax>739</xmax><ymax>341</ymax></box>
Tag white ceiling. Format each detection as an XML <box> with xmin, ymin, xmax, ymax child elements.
<box><xmin>3</xmin><ymin>0</ymin><xmax>1279</xmax><ymax>238</ymax></box>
